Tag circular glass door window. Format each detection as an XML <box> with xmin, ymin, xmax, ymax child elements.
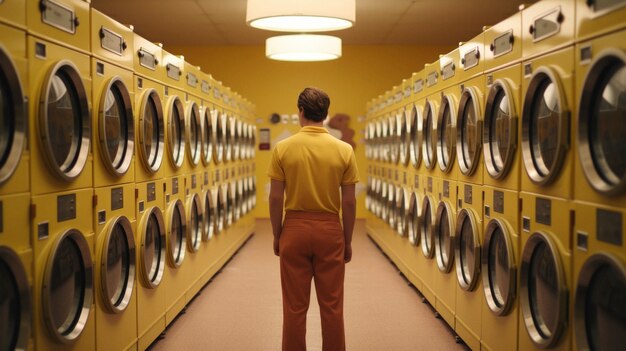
<box><xmin>100</xmin><ymin>78</ymin><xmax>134</xmax><ymax>176</ymax></box>
<box><xmin>139</xmin><ymin>90</ymin><xmax>164</xmax><ymax>173</ymax></box>
<box><xmin>187</xmin><ymin>194</ymin><xmax>203</xmax><ymax>253</ymax></box>
<box><xmin>399</xmin><ymin>111</ymin><xmax>409</xmax><ymax>165</ymax></box>
<box><xmin>168</xmin><ymin>98</ymin><xmax>186</xmax><ymax>168</ymax></box>
<box><xmin>389</xmin><ymin>116</ymin><xmax>399</xmax><ymax>164</ymax></box>
<box><xmin>43</xmin><ymin>229</ymin><xmax>93</xmax><ymax>342</ymax></box>
<box><xmin>140</xmin><ymin>207</ymin><xmax>165</xmax><ymax>288</ymax></box>
<box><xmin>0</xmin><ymin>47</ymin><xmax>27</xmax><ymax>184</ymax></box>
<box><xmin>40</xmin><ymin>62</ymin><xmax>91</xmax><ymax>180</ymax></box>
<box><xmin>215</xmin><ymin>187</ymin><xmax>225</xmax><ymax>233</ymax></box>
<box><xmin>454</xmin><ymin>208</ymin><xmax>481</xmax><ymax>291</ymax></box>
<box><xmin>409</xmin><ymin>105</ymin><xmax>421</xmax><ymax>168</ymax></box>
<box><xmin>435</xmin><ymin>201</ymin><xmax>454</xmax><ymax>272</ymax></box>
<box><xmin>167</xmin><ymin>200</ymin><xmax>187</xmax><ymax>267</ymax></box>
<box><xmin>578</xmin><ymin>53</ymin><xmax>626</xmax><ymax>195</ymax></box>
<box><xmin>224</xmin><ymin>116</ymin><xmax>233</xmax><ymax>162</ymax></box>
<box><xmin>422</xmin><ymin>101</ymin><xmax>437</xmax><ymax>169</ymax></box>
<box><xmin>202</xmin><ymin>108</ymin><xmax>213</xmax><ymax>165</ymax></box>
<box><xmin>421</xmin><ymin>196</ymin><xmax>435</xmax><ymax>258</ymax></box>
<box><xmin>186</xmin><ymin>102</ymin><xmax>201</xmax><ymax>167</ymax></box>
<box><xmin>482</xmin><ymin>219</ymin><xmax>516</xmax><ymax>316</ymax></box>
<box><xmin>574</xmin><ymin>253</ymin><xmax>626</xmax><ymax>351</ymax></box>
<box><xmin>213</xmin><ymin>111</ymin><xmax>224</xmax><ymax>164</ymax></box>
<box><xmin>0</xmin><ymin>247</ymin><xmax>31</xmax><ymax>351</ymax></box>
<box><xmin>204</xmin><ymin>190</ymin><xmax>214</xmax><ymax>241</ymax></box>
<box><xmin>437</xmin><ymin>96</ymin><xmax>455</xmax><ymax>173</ymax></box>
<box><xmin>101</xmin><ymin>217</ymin><xmax>135</xmax><ymax>313</ymax></box>
<box><xmin>484</xmin><ymin>81</ymin><xmax>517</xmax><ymax>179</ymax></box>
<box><xmin>232</xmin><ymin>118</ymin><xmax>241</xmax><ymax>161</ymax></box>
<box><xmin>457</xmin><ymin>88</ymin><xmax>482</xmax><ymax>176</ymax></box>
<box><xmin>407</xmin><ymin>193</ymin><xmax>420</xmax><ymax>246</ymax></box>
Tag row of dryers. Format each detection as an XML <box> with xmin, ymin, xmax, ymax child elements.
<box><xmin>365</xmin><ymin>1</ymin><xmax>625</xmax><ymax>351</ymax></box>
<box><xmin>0</xmin><ymin>1</ymin><xmax>257</xmax><ymax>351</ymax></box>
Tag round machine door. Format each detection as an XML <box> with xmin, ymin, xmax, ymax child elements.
<box><xmin>381</xmin><ymin>181</ymin><xmax>389</xmax><ymax>222</ymax></box>
<box><xmin>409</xmin><ymin>104</ymin><xmax>422</xmax><ymax>169</ymax></box>
<box><xmin>203</xmin><ymin>190</ymin><xmax>215</xmax><ymax>241</ymax></box>
<box><xmin>0</xmin><ymin>246</ymin><xmax>31</xmax><ymax>351</ymax></box>
<box><xmin>372</xmin><ymin>178</ymin><xmax>381</xmax><ymax>218</ymax></box>
<box><xmin>212</xmin><ymin>110</ymin><xmax>224</xmax><ymax>164</ymax></box>
<box><xmin>578</xmin><ymin>51</ymin><xmax>626</xmax><ymax>195</ymax></box>
<box><xmin>201</xmin><ymin>107</ymin><xmax>213</xmax><ymax>166</ymax></box>
<box><xmin>249</xmin><ymin>125</ymin><xmax>256</xmax><ymax>159</ymax></box>
<box><xmin>482</xmin><ymin>218</ymin><xmax>517</xmax><ymax>316</ymax></box>
<box><xmin>224</xmin><ymin>115</ymin><xmax>233</xmax><ymax>163</ymax></box>
<box><xmin>483</xmin><ymin>79</ymin><xmax>517</xmax><ymax>179</ymax></box>
<box><xmin>437</xmin><ymin>95</ymin><xmax>456</xmax><ymax>173</ymax></box>
<box><xmin>422</xmin><ymin>100</ymin><xmax>437</xmax><ymax>170</ymax></box>
<box><xmin>167</xmin><ymin>96</ymin><xmax>186</xmax><ymax>169</ymax></box>
<box><xmin>39</xmin><ymin>61</ymin><xmax>91</xmax><ymax>180</ymax></box>
<box><xmin>224</xmin><ymin>184</ymin><xmax>233</xmax><ymax>228</ymax></box>
<box><xmin>137</xmin><ymin>89</ymin><xmax>165</xmax><ymax>173</ymax></box>
<box><xmin>395</xmin><ymin>187</ymin><xmax>406</xmax><ymax>236</ymax></box>
<box><xmin>214</xmin><ymin>187</ymin><xmax>225</xmax><ymax>234</ymax></box>
<box><xmin>235</xmin><ymin>179</ymin><xmax>243</xmax><ymax>220</ymax></box>
<box><xmin>240</xmin><ymin>121</ymin><xmax>248</xmax><ymax>160</ymax></box>
<box><xmin>456</xmin><ymin>87</ymin><xmax>483</xmax><ymax>176</ymax></box>
<box><xmin>98</xmin><ymin>77</ymin><xmax>134</xmax><ymax>176</ymax></box>
<box><xmin>421</xmin><ymin>195</ymin><xmax>436</xmax><ymax>258</ymax></box>
<box><xmin>241</xmin><ymin>178</ymin><xmax>249</xmax><ymax>215</ymax></box>
<box><xmin>166</xmin><ymin>199</ymin><xmax>187</xmax><ymax>268</ymax></box>
<box><xmin>574</xmin><ymin>253</ymin><xmax>626</xmax><ymax>351</ymax></box>
<box><xmin>232</xmin><ymin>118</ymin><xmax>241</xmax><ymax>162</ymax></box>
<box><xmin>389</xmin><ymin>115</ymin><xmax>399</xmax><ymax>164</ymax></box>
<box><xmin>185</xmin><ymin>101</ymin><xmax>202</xmax><ymax>167</ymax></box>
<box><xmin>455</xmin><ymin>208</ymin><xmax>481</xmax><ymax>291</ymax></box>
<box><xmin>435</xmin><ymin>201</ymin><xmax>455</xmax><ymax>273</ymax></box>
<box><xmin>138</xmin><ymin>207</ymin><xmax>166</xmax><ymax>288</ymax></box>
<box><xmin>520</xmin><ymin>231</ymin><xmax>568</xmax><ymax>348</ymax></box>
<box><xmin>522</xmin><ymin>68</ymin><xmax>569</xmax><ymax>185</ymax></box>
<box><xmin>399</xmin><ymin>110</ymin><xmax>410</xmax><ymax>166</ymax></box>
<box><xmin>407</xmin><ymin>192</ymin><xmax>421</xmax><ymax>246</ymax></box>
<box><xmin>373</xmin><ymin>121</ymin><xmax>381</xmax><ymax>161</ymax></box>
<box><xmin>186</xmin><ymin>193</ymin><xmax>203</xmax><ymax>254</ymax></box>
<box><xmin>42</xmin><ymin>229</ymin><xmax>93</xmax><ymax>343</ymax></box>
<box><xmin>365</xmin><ymin>123</ymin><xmax>372</xmax><ymax>160</ymax></box>
<box><xmin>99</xmin><ymin>216</ymin><xmax>136</xmax><ymax>314</ymax></box>
<box><xmin>250</xmin><ymin>177</ymin><xmax>257</xmax><ymax>209</ymax></box>
<box><xmin>365</xmin><ymin>176</ymin><xmax>373</xmax><ymax>212</ymax></box>
<box><xmin>387</xmin><ymin>183</ymin><xmax>396</xmax><ymax>228</ymax></box>
<box><xmin>0</xmin><ymin>47</ymin><xmax>27</xmax><ymax>184</ymax></box>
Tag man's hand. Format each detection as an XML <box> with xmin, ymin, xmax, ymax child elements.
<box><xmin>273</xmin><ymin>237</ymin><xmax>280</xmax><ymax>256</ymax></box>
<box><xmin>344</xmin><ymin>243</ymin><xmax>352</xmax><ymax>263</ymax></box>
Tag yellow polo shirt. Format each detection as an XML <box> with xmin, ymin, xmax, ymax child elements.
<box><xmin>267</xmin><ymin>126</ymin><xmax>360</xmax><ymax>214</ymax></box>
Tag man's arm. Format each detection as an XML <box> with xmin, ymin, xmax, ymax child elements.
<box><xmin>341</xmin><ymin>183</ymin><xmax>356</xmax><ymax>263</ymax></box>
<box><xmin>269</xmin><ymin>179</ymin><xmax>285</xmax><ymax>256</ymax></box>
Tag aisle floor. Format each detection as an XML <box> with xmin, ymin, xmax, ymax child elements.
<box><xmin>149</xmin><ymin>219</ymin><xmax>469</xmax><ymax>351</ymax></box>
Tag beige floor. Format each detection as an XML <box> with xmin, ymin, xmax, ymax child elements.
<box><xmin>149</xmin><ymin>219</ymin><xmax>469</xmax><ymax>351</ymax></box>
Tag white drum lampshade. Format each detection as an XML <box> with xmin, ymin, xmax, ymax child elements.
<box><xmin>266</xmin><ymin>34</ymin><xmax>342</xmax><ymax>62</ymax></box>
<box><xmin>247</xmin><ymin>0</ymin><xmax>355</xmax><ymax>32</ymax></box>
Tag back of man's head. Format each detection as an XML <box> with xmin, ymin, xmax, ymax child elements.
<box><xmin>298</xmin><ymin>87</ymin><xmax>330</xmax><ymax>122</ymax></box>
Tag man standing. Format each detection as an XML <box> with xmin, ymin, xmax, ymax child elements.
<box><xmin>268</xmin><ymin>87</ymin><xmax>359</xmax><ymax>351</ymax></box>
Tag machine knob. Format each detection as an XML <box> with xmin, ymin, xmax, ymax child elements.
<box><xmin>74</xmin><ymin>17</ymin><xmax>80</xmax><ymax>27</ymax></box>
<box><xmin>509</xmin><ymin>35</ymin><xmax>514</xmax><ymax>44</ymax></box>
<box><xmin>39</xmin><ymin>0</ymin><xmax>47</xmax><ymax>12</ymax></box>
<box><xmin>137</xmin><ymin>51</ymin><xmax>144</xmax><ymax>58</ymax></box>
<box><xmin>475</xmin><ymin>51</ymin><xmax>480</xmax><ymax>59</ymax></box>
<box><xmin>489</xmin><ymin>43</ymin><xmax>495</xmax><ymax>52</ymax></box>
<box><xmin>586</xmin><ymin>0</ymin><xmax>594</xmax><ymax>8</ymax></box>
<box><xmin>529</xmin><ymin>25</ymin><xmax>535</xmax><ymax>34</ymax></box>
<box><xmin>99</xmin><ymin>28</ymin><xmax>105</xmax><ymax>39</ymax></box>
<box><xmin>461</xmin><ymin>58</ymin><xmax>465</xmax><ymax>65</ymax></box>
<box><xmin>557</xmin><ymin>12</ymin><xmax>564</xmax><ymax>23</ymax></box>
<box><xmin>122</xmin><ymin>41</ymin><xmax>127</xmax><ymax>51</ymax></box>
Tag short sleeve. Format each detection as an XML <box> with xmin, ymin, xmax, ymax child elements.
<box><xmin>342</xmin><ymin>149</ymin><xmax>360</xmax><ymax>185</ymax></box>
<box><xmin>267</xmin><ymin>145</ymin><xmax>285</xmax><ymax>181</ymax></box>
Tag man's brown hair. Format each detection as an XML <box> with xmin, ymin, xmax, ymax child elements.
<box><xmin>298</xmin><ymin>87</ymin><xmax>330</xmax><ymax>122</ymax></box>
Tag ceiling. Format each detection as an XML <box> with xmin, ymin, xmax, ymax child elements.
<box><xmin>90</xmin><ymin>0</ymin><xmax>536</xmax><ymax>47</ymax></box>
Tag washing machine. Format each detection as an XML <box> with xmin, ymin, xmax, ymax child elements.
<box><xmin>135</xmin><ymin>179</ymin><xmax>167</xmax><ymax>351</ymax></box>
<box><xmin>183</xmin><ymin>185</ymin><xmax>204</xmax><ymax>303</ymax></box>
<box><xmin>93</xmin><ymin>183</ymin><xmax>137</xmax><ymax>351</ymax></box>
<box><xmin>520</xmin><ymin>2</ymin><xmax>576</xmax><ymax>200</ymax></box>
<box><xmin>456</xmin><ymin>33</ymin><xmax>485</xmax><ymax>187</ymax></box>
<box><xmin>161</xmin><ymin>50</ymin><xmax>187</xmax><ymax>180</ymax></box>
<box><xmin>454</xmin><ymin>181</ymin><xmax>484</xmax><ymax>351</ymax></box>
<box><xmin>27</xmin><ymin>0</ymin><xmax>93</xmax><ymax>196</ymax></box>
<box><xmin>409</xmin><ymin>70</ymin><xmax>425</xmax><ymax>172</ymax></box>
<box><xmin>482</xmin><ymin>10</ymin><xmax>523</xmax><ymax>192</ymax></box>
<box><xmin>0</xmin><ymin>21</ymin><xmax>29</xmax><ymax>196</ymax></box>
<box><xmin>406</xmin><ymin>188</ymin><xmax>424</xmax><ymax>293</ymax></box>
<box><xmin>575</xmin><ymin>0</ymin><xmax>626</xmax><ymax>43</ymax></box>
<box><xmin>0</xmin><ymin>192</ymin><xmax>32</xmax><ymax>351</ymax></box>
<box><xmin>182</xmin><ymin>61</ymin><xmax>203</xmax><ymax>176</ymax></box>
<box><xmin>387</xmin><ymin>181</ymin><xmax>398</xmax><ymax>230</ymax></box>
<box><xmin>437</xmin><ymin>48</ymin><xmax>460</xmax><ymax>181</ymax></box>
<box><xmin>518</xmin><ymin>192</ymin><xmax>572</xmax><ymax>350</ymax></box>
<box><xmin>400</xmin><ymin>78</ymin><xmax>412</xmax><ymax>169</ymax></box>
<box><xmin>133</xmin><ymin>34</ymin><xmax>166</xmax><ymax>184</ymax></box>
<box><xmin>91</xmin><ymin>9</ymin><xmax>135</xmax><ymax>189</ymax></box>
<box><xmin>481</xmin><ymin>186</ymin><xmax>521</xmax><ymax>351</ymax></box>
<box><xmin>31</xmin><ymin>189</ymin><xmax>95</xmax><ymax>351</ymax></box>
<box><xmin>222</xmin><ymin>181</ymin><xmax>234</xmax><ymax>230</ymax></box>
<box><xmin>575</xmin><ymin>28</ymin><xmax>626</xmax><ymax>207</ymax></box>
<box><xmin>422</xmin><ymin>61</ymin><xmax>442</xmax><ymax>181</ymax></box>
<box><xmin>213</xmin><ymin>181</ymin><xmax>226</xmax><ymax>235</ymax></box>
<box><xmin>418</xmin><ymin>175</ymin><xmax>439</xmax><ymax>306</ymax></box>
<box><xmin>572</xmin><ymin>202</ymin><xmax>626</xmax><ymax>351</ymax></box>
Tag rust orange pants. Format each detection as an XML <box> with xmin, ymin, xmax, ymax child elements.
<box><xmin>279</xmin><ymin>211</ymin><xmax>346</xmax><ymax>351</ymax></box>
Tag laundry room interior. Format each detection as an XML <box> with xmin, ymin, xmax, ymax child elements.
<box><xmin>1</xmin><ymin>0</ymin><xmax>625</xmax><ymax>350</ymax></box>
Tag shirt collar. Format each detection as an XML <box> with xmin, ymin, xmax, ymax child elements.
<box><xmin>300</xmin><ymin>126</ymin><xmax>329</xmax><ymax>134</ymax></box>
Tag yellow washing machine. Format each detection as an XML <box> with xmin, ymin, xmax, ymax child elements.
<box><xmin>575</xmin><ymin>0</ymin><xmax>626</xmax><ymax>42</ymax></box>
<box><xmin>399</xmin><ymin>78</ymin><xmax>412</xmax><ymax>169</ymax></box>
<box><xmin>161</xmin><ymin>50</ymin><xmax>187</xmax><ymax>180</ymax></box>
<box><xmin>0</xmin><ymin>192</ymin><xmax>32</xmax><ymax>351</ymax></box>
<box><xmin>454</xmin><ymin>181</ymin><xmax>484</xmax><ymax>351</ymax></box>
<box><xmin>456</xmin><ymin>32</ymin><xmax>485</xmax><ymax>187</ymax></box>
<box><xmin>213</xmin><ymin>180</ymin><xmax>226</xmax><ymax>236</ymax></box>
<box><xmin>183</xmin><ymin>61</ymin><xmax>203</xmax><ymax>177</ymax></box>
<box><xmin>572</xmin><ymin>202</ymin><xmax>626</xmax><ymax>350</ymax></box>
<box><xmin>27</xmin><ymin>0</ymin><xmax>93</xmax><ymax>196</ymax></box>
<box><xmin>481</xmin><ymin>186</ymin><xmax>521</xmax><ymax>351</ymax></box>
<box><xmin>183</xmin><ymin>183</ymin><xmax>204</xmax><ymax>303</ymax></box>
<box><xmin>387</xmin><ymin>180</ymin><xmax>398</xmax><ymax>230</ymax></box>
<box><xmin>93</xmin><ymin>183</ymin><xmax>137</xmax><ymax>351</ymax></box>
<box><xmin>437</xmin><ymin>48</ymin><xmax>460</xmax><ymax>181</ymax></box>
<box><xmin>135</xmin><ymin>179</ymin><xmax>167</xmax><ymax>350</ymax></box>
<box><xmin>518</xmin><ymin>192</ymin><xmax>572</xmax><ymax>350</ymax></box>
<box><xmin>406</xmin><ymin>187</ymin><xmax>424</xmax><ymax>292</ymax></box>
<box><xmin>422</xmin><ymin>61</ymin><xmax>442</xmax><ymax>181</ymax></box>
<box><xmin>418</xmin><ymin>175</ymin><xmax>438</xmax><ymax>307</ymax></box>
<box><xmin>482</xmin><ymin>10</ymin><xmax>523</xmax><ymax>193</ymax></box>
<box><xmin>520</xmin><ymin>1</ymin><xmax>576</xmax><ymax>200</ymax></box>
<box><xmin>0</xmin><ymin>19</ymin><xmax>29</xmax><ymax>196</ymax></box>
<box><xmin>31</xmin><ymin>189</ymin><xmax>95</xmax><ymax>351</ymax></box>
<box><xmin>221</xmin><ymin>90</ymin><xmax>234</xmax><ymax>165</ymax></box>
<box><xmin>388</xmin><ymin>85</ymin><xmax>402</xmax><ymax>166</ymax></box>
<box><xmin>575</xmin><ymin>27</ymin><xmax>626</xmax><ymax>207</ymax></box>
<box><xmin>409</xmin><ymin>70</ymin><xmax>425</xmax><ymax>172</ymax></box>
<box><xmin>90</xmin><ymin>9</ymin><xmax>135</xmax><ymax>189</ymax></box>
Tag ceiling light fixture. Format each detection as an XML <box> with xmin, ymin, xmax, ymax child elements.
<box><xmin>266</xmin><ymin>34</ymin><xmax>342</xmax><ymax>62</ymax></box>
<box><xmin>246</xmin><ymin>0</ymin><xmax>355</xmax><ymax>32</ymax></box>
